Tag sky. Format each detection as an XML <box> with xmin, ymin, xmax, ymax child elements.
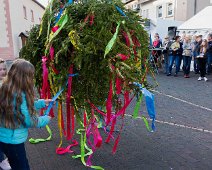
<box><xmin>38</xmin><ymin>0</ymin><xmax>49</xmax><ymax>7</ymax></box>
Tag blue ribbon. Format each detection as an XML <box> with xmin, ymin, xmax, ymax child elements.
<box><xmin>44</xmin><ymin>73</ymin><xmax>78</xmax><ymax>115</ymax></box>
<box><xmin>115</xmin><ymin>6</ymin><xmax>127</xmax><ymax>17</ymax></box>
<box><xmin>67</xmin><ymin>0</ymin><xmax>73</xmax><ymax>5</ymax></box>
<box><xmin>149</xmin><ymin>34</ymin><xmax>152</xmax><ymax>47</ymax></box>
<box><xmin>55</xmin><ymin>8</ymin><xmax>63</xmax><ymax>24</ymax></box>
<box><xmin>54</xmin><ymin>0</ymin><xmax>74</xmax><ymax>24</ymax></box>
<box><xmin>133</xmin><ymin>82</ymin><xmax>156</xmax><ymax>131</ymax></box>
<box><xmin>68</xmin><ymin>73</ymin><xmax>79</xmax><ymax>77</ymax></box>
<box><xmin>142</xmin><ymin>88</ymin><xmax>156</xmax><ymax>131</ymax></box>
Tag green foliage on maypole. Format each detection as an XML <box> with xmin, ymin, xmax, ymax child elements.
<box><xmin>20</xmin><ymin>1</ymin><xmax>155</xmax><ymax>168</ymax></box>
<box><xmin>20</xmin><ymin>0</ymin><xmax>149</xmax><ymax>108</ymax></box>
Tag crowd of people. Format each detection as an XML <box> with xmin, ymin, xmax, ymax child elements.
<box><xmin>151</xmin><ymin>32</ymin><xmax>212</xmax><ymax>81</ymax></box>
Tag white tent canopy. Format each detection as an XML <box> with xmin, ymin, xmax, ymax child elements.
<box><xmin>178</xmin><ymin>6</ymin><xmax>212</xmax><ymax>32</ymax></box>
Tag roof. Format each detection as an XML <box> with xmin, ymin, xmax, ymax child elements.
<box><xmin>19</xmin><ymin>32</ymin><xmax>29</xmax><ymax>38</ymax></box>
<box><xmin>32</xmin><ymin>0</ymin><xmax>45</xmax><ymax>10</ymax></box>
<box><xmin>178</xmin><ymin>6</ymin><xmax>212</xmax><ymax>31</ymax></box>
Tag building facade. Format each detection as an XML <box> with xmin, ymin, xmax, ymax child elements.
<box><xmin>123</xmin><ymin>0</ymin><xmax>212</xmax><ymax>39</ymax></box>
<box><xmin>0</xmin><ymin>0</ymin><xmax>45</xmax><ymax>61</ymax></box>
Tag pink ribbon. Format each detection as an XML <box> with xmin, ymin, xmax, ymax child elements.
<box><xmin>106</xmin><ymin>80</ymin><xmax>113</xmax><ymax>126</ymax></box>
<box><xmin>51</xmin><ymin>25</ymin><xmax>59</xmax><ymax>33</ymax></box>
<box><xmin>122</xmin><ymin>31</ymin><xmax>130</xmax><ymax>47</ymax></box>
<box><xmin>41</xmin><ymin>56</ymin><xmax>48</xmax><ymax>99</ymax></box>
<box><xmin>86</xmin><ymin>109</ymin><xmax>102</xmax><ymax>166</ymax></box>
<box><xmin>56</xmin><ymin>140</ymin><xmax>78</xmax><ymax>154</ymax></box>
<box><xmin>116</xmin><ymin>54</ymin><xmax>129</xmax><ymax>61</ymax></box>
<box><xmin>115</xmin><ymin>77</ymin><xmax>122</xmax><ymax>95</ymax></box>
<box><xmin>66</xmin><ymin>65</ymin><xmax>73</xmax><ymax>140</ymax></box>
<box><xmin>89</xmin><ymin>15</ymin><xmax>94</xmax><ymax>26</ymax></box>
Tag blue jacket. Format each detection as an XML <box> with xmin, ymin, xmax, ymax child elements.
<box><xmin>0</xmin><ymin>94</ymin><xmax>51</xmax><ymax>144</ymax></box>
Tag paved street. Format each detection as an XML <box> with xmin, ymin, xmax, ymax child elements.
<box><xmin>27</xmin><ymin>70</ymin><xmax>212</xmax><ymax>170</ymax></box>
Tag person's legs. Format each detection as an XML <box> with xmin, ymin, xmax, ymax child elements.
<box><xmin>0</xmin><ymin>144</ymin><xmax>11</xmax><ymax>170</ymax></box>
<box><xmin>1</xmin><ymin>142</ymin><xmax>30</xmax><ymax>170</ymax></box>
<box><xmin>202</xmin><ymin>58</ymin><xmax>207</xmax><ymax>77</ymax></box>
<box><xmin>164</xmin><ymin>54</ymin><xmax>169</xmax><ymax>74</ymax></box>
<box><xmin>193</xmin><ymin>52</ymin><xmax>199</xmax><ymax>73</ymax></box>
<box><xmin>168</xmin><ymin>55</ymin><xmax>174</xmax><ymax>75</ymax></box>
<box><xmin>175</xmin><ymin>55</ymin><xmax>180</xmax><ymax>74</ymax></box>
<box><xmin>183</xmin><ymin>56</ymin><xmax>188</xmax><ymax>75</ymax></box>
<box><xmin>206</xmin><ymin>54</ymin><xmax>212</xmax><ymax>74</ymax></box>
<box><xmin>0</xmin><ymin>150</ymin><xmax>4</xmax><ymax>162</ymax></box>
<box><xmin>198</xmin><ymin>59</ymin><xmax>204</xmax><ymax>77</ymax></box>
<box><xmin>187</xmin><ymin>57</ymin><xmax>192</xmax><ymax>75</ymax></box>
<box><xmin>179</xmin><ymin>55</ymin><xmax>183</xmax><ymax>71</ymax></box>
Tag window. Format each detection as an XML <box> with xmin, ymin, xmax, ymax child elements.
<box><xmin>167</xmin><ymin>3</ymin><xmax>173</xmax><ymax>16</ymax></box>
<box><xmin>31</xmin><ymin>10</ymin><xmax>34</xmax><ymax>22</ymax></box>
<box><xmin>140</xmin><ymin>9</ymin><xmax>142</xmax><ymax>16</ymax></box>
<box><xmin>143</xmin><ymin>10</ymin><xmax>146</xmax><ymax>18</ymax></box>
<box><xmin>23</xmin><ymin>6</ymin><xmax>27</xmax><ymax>19</ymax></box>
<box><xmin>157</xmin><ymin>5</ymin><xmax>162</xmax><ymax>18</ymax></box>
<box><xmin>146</xmin><ymin>9</ymin><xmax>149</xmax><ymax>18</ymax></box>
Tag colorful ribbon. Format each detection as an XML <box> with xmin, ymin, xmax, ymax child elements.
<box><xmin>29</xmin><ymin>125</ymin><xmax>52</xmax><ymax>144</ymax></box>
<box><xmin>133</xmin><ymin>82</ymin><xmax>156</xmax><ymax>131</ymax></box>
<box><xmin>104</xmin><ymin>22</ymin><xmax>121</xmax><ymax>58</ymax></box>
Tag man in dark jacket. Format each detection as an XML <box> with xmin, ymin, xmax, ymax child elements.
<box><xmin>207</xmin><ymin>33</ymin><xmax>212</xmax><ymax>74</ymax></box>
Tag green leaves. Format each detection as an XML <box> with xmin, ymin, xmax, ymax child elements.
<box><xmin>20</xmin><ymin>0</ymin><xmax>149</xmax><ymax>108</ymax></box>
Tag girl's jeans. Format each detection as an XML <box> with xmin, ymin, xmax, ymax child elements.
<box><xmin>0</xmin><ymin>142</ymin><xmax>30</xmax><ymax>170</ymax></box>
<box><xmin>0</xmin><ymin>150</ymin><xmax>4</xmax><ymax>162</ymax></box>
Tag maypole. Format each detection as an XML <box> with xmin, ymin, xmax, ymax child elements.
<box><xmin>20</xmin><ymin>0</ymin><xmax>156</xmax><ymax>169</ymax></box>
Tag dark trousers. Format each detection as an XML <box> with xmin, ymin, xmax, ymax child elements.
<box><xmin>206</xmin><ymin>53</ymin><xmax>212</xmax><ymax>74</ymax></box>
<box><xmin>163</xmin><ymin>53</ymin><xmax>169</xmax><ymax>74</ymax></box>
<box><xmin>179</xmin><ymin>55</ymin><xmax>183</xmax><ymax>70</ymax></box>
<box><xmin>168</xmin><ymin>55</ymin><xmax>180</xmax><ymax>74</ymax></box>
<box><xmin>194</xmin><ymin>57</ymin><xmax>199</xmax><ymax>73</ymax></box>
<box><xmin>198</xmin><ymin>58</ymin><xmax>207</xmax><ymax>77</ymax></box>
<box><xmin>0</xmin><ymin>142</ymin><xmax>30</xmax><ymax>170</ymax></box>
<box><xmin>183</xmin><ymin>56</ymin><xmax>192</xmax><ymax>75</ymax></box>
<box><xmin>0</xmin><ymin>150</ymin><xmax>4</xmax><ymax>162</ymax></box>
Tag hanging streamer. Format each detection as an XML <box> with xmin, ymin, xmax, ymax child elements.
<box><xmin>133</xmin><ymin>82</ymin><xmax>156</xmax><ymax>131</ymax></box>
<box><xmin>115</xmin><ymin>6</ymin><xmax>127</xmax><ymax>17</ymax></box>
<box><xmin>132</xmin><ymin>94</ymin><xmax>143</xmax><ymax>119</ymax></box>
<box><xmin>104</xmin><ymin>22</ymin><xmax>121</xmax><ymax>58</ymax></box>
<box><xmin>29</xmin><ymin>125</ymin><xmax>52</xmax><ymax>144</ymax></box>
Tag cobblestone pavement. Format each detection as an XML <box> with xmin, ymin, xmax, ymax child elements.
<box><xmin>26</xmin><ymin>71</ymin><xmax>212</xmax><ymax>170</ymax></box>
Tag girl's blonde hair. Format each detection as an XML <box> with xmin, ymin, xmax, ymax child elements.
<box><xmin>200</xmin><ymin>39</ymin><xmax>208</xmax><ymax>54</ymax></box>
<box><xmin>0</xmin><ymin>59</ymin><xmax>37</xmax><ymax>129</ymax></box>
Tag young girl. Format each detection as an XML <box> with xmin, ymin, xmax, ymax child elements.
<box><xmin>0</xmin><ymin>59</ymin><xmax>53</xmax><ymax>170</ymax></box>
<box><xmin>0</xmin><ymin>59</ymin><xmax>11</xmax><ymax>170</ymax></box>
<box><xmin>197</xmin><ymin>39</ymin><xmax>208</xmax><ymax>81</ymax></box>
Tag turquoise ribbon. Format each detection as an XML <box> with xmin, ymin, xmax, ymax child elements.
<box><xmin>133</xmin><ymin>82</ymin><xmax>156</xmax><ymax>131</ymax></box>
<box><xmin>45</xmin><ymin>73</ymin><xmax>79</xmax><ymax>115</ymax></box>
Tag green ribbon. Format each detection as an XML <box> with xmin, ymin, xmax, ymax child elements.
<box><xmin>132</xmin><ymin>94</ymin><xmax>143</xmax><ymax>119</ymax></box>
<box><xmin>142</xmin><ymin>116</ymin><xmax>151</xmax><ymax>132</ymax></box>
<box><xmin>73</xmin><ymin>129</ymin><xmax>104</xmax><ymax>170</ymax></box>
<box><xmin>29</xmin><ymin>125</ymin><xmax>52</xmax><ymax>144</ymax></box>
<box><xmin>104</xmin><ymin>22</ymin><xmax>121</xmax><ymax>58</ymax></box>
<box><xmin>132</xmin><ymin>95</ymin><xmax>151</xmax><ymax>132</ymax></box>
<box><xmin>45</xmin><ymin>13</ymin><xmax>68</xmax><ymax>54</ymax></box>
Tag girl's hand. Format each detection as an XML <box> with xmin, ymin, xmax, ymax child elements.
<box><xmin>44</xmin><ymin>99</ymin><xmax>53</xmax><ymax>106</ymax></box>
<box><xmin>48</xmin><ymin>116</ymin><xmax>53</xmax><ymax>120</ymax></box>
